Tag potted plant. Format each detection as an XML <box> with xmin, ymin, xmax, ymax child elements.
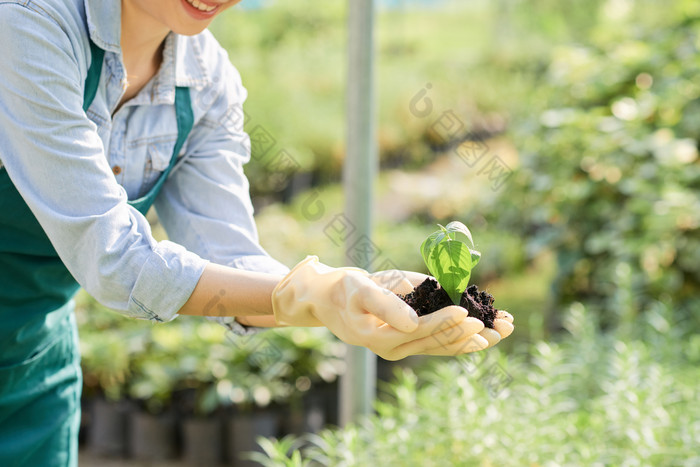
<box><xmin>177</xmin><ymin>319</ymin><xmax>232</xmax><ymax>466</ymax></box>
<box><xmin>179</xmin><ymin>383</ymin><xmax>226</xmax><ymax>466</ymax></box>
<box><xmin>80</xmin><ymin>331</ymin><xmax>135</xmax><ymax>458</ymax></box>
<box><xmin>400</xmin><ymin>221</ymin><xmax>501</xmax><ymax>328</ymax></box>
<box><xmin>216</xmin><ymin>330</ymin><xmax>304</xmax><ymax>466</ymax></box>
<box><xmin>266</xmin><ymin>328</ymin><xmax>345</xmax><ymax>435</ymax></box>
<box><xmin>126</xmin><ymin>324</ymin><xmax>187</xmax><ymax>461</ymax></box>
<box><xmin>222</xmin><ymin>375</ymin><xmax>289</xmax><ymax>466</ymax></box>
<box><xmin>77</xmin><ymin>298</ymin><xmax>147</xmax><ymax>457</ymax></box>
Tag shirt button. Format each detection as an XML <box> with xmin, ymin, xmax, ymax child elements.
<box><xmin>112</xmin><ymin>165</ymin><xmax>122</xmax><ymax>175</ymax></box>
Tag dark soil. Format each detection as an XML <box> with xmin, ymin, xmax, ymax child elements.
<box><xmin>400</xmin><ymin>278</ymin><xmax>498</xmax><ymax>329</ymax></box>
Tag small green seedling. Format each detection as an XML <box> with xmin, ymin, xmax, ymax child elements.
<box><xmin>420</xmin><ymin>221</ymin><xmax>481</xmax><ymax>305</ymax></box>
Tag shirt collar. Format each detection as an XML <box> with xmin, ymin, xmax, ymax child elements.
<box><xmin>84</xmin><ymin>0</ymin><xmax>211</xmax><ymax>94</ymax></box>
<box><xmin>85</xmin><ymin>0</ymin><xmax>122</xmax><ymax>53</ymax></box>
<box><xmin>129</xmin><ymin>33</ymin><xmax>210</xmax><ymax>106</ymax></box>
<box><xmin>174</xmin><ymin>34</ymin><xmax>211</xmax><ymax>89</ymax></box>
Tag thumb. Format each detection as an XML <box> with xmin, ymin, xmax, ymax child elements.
<box><xmin>369</xmin><ymin>270</ymin><xmax>415</xmax><ymax>295</ymax></box>
<box><xmin>354</xmin><ymin>276</ymin><xmax>420</xmax><ymax>332</ymax></box>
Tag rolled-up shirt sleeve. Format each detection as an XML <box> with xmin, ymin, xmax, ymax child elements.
<box><xmin>155</xmin><ymin>51</ymin><xmax>288</xmax><ymax>275</ymax></box>
<box><xmin>0</xmin><ymin>4</ymin><xmax>207</xmax><ymax>322</ymax></box>
<box><xmin>153</xmin><ymin>49</ymin><xmax>289</xmax><ymax>331</ymax></box>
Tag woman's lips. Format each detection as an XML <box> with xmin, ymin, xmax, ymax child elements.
<box><xmin>180</xmin><ymin>0</ymin><xmax>222</xmax><ymax>20</ymax></box>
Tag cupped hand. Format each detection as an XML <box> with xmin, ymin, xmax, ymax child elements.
<box><xmin>272</xmin><ymin>257</ymin><xmax>492</xmax><ymax>360</ymax></box>
<box><xmin>369</xmin><ymin>269</ymin><xmax>514</xmax><ymax>351</ymax></box>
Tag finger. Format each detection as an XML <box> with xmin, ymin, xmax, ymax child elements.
<box><xmin>388</xmin><ymin>315</ymin><xmax>484</xmax><ymax>359</ymax></box>
<box><xmin>375</xmin><ymin>305</ymin><xmax>472</xmax><ymax>343</ymax></box>
<box><xmin>493</xmin><ymin>319</ymin><xmax>514</xmax><ymax>339</ymax></box>
<box><xmin>411</xmin><ymin>305</ymin><xmax>474</xmax><ymax>340</ymax></box>
<box><xmin>479</xmin><ymin>328</ymin><xmax>502</xmax><ymax>348</ymax></box>
<box><xmin>419</xmin><ymin>314</ymin><xmax>484</xmax><ymax>345</ymax></box>
<box><xmin>420</xmin><ymin>334</ymin><xmax>489</xmax><ymax>356</ymax></box>
<box><xmin>401</xmin><ymin>270</ymin><xmax>432</xmax><ymax>288</ymax></box>
<box><xmin>354</xmin><ymin>277</ymin><xmax>420</xmax><ymax>332</ymax></box>
<box><xmin>496</xmin><ymin>310</ymin><xmax>514</xmax><ymax>324</ymax></box>
<box><xmin>369</xmin><ymin>270</ymin><xmax>416</xmax><ymax>295</ymax></box>
<box><xmin>381</xmin><ymin>319</ymin><xmax>486</xmax><ymax>355</ymax></box>
<box><xmin>371</xmin><ymin>307</ymin><xmax>473</xmax><ymax>351</ymax></box>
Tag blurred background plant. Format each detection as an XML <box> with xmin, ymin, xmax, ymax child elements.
<box><xmin>254</xmin><ymin>305</ymin><xmax>700</xmax><ymax>466</ymax></box>
<box><xmin>78</xmin><ymin>0</ymin><xmax>699</xmax><ymax>464</ymax></box>
<box><xmin>502</xmin><ymin>1</ymin><xmax>700</xmax><ymax>334</ymax></box>
<box><xmin>78</xmin><ymin>305</ymin><xmax>344</xmax><ymax>416</ymax></box>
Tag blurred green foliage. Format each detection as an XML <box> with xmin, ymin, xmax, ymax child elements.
<box><xmin>503</xmin><ymin>1</ymin><xmax>700</xmax><ymax>331</ymax></box>
<box><xmin>239</xmin><ymin>1</ymin><xmax>700</xmax><ymax>463</ymax></box>
<box><xmin>255</xmin><ymin>304</ymin><xmax>700</xmax><ymax>466</ymax></box>
<box><xmin>78</xmin><ymin>2</ymin><xmax>700</xmax><ymax>459</ymax></box>
<box><xmin>77</xmin><ymin>295</ymin><xmax>344</xmax><ymax>415</ymax></box>
<box><xmin>210</xmin><ymin>0</ymin><xmax>534</xmax><ymax>199</ymax></box>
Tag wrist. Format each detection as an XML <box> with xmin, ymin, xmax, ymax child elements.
<box><xmin>236</xmin><ymin>315</ymin><xmax>291</xmax><ymax>328</ymax></box>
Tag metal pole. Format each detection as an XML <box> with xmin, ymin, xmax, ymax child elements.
<box><xmin>339</xmin><ymin>0</ymin><xmax>377</xmax><ymax>426</ymax></box>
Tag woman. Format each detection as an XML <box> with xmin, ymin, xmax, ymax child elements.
<box><xmin>0</xmin><ymin>0</ymin><xmax>514</xmax><ymax>465</ymax></box>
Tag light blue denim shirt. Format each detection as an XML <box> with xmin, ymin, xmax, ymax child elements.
<box><xmin>0</xmin><ymin>0</ymin><xmax>289</xmax><ymax>327</ymax></box>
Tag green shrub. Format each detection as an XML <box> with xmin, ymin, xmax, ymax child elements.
<box><xmin>209</xmin><ymin>1</ymin><xmax>553</xmax><ymax>199</ymax></box>
<box><xmin>254</xmin><ymin>304</ymin><xmax>700</xmax><ymax>466</ymax></box>
<box><xmin>503</xmin><ymin>4</ymin><xmax>700</xmax><ymax>331</ymax></box>
<box><xmin>211</xmin><ymin>327</ymin><xmax>345</xmax><ymax>413</ymax></box>
<box><xmin>76</xmin><ymin>292</ymin><xmax>150</xmax><ymax>401</ymax></box>
<box><xmin>77</xmin><ymin>293</ymin><xmax>344</xmax><ymax>415</ymax></box>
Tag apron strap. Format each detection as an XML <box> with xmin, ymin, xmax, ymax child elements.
<box><xmin>128</xmin><ymin>87</ymin><xmax>194</xmax><ymax>214</ymax></box>
<box><xmin>81</xmin><ymin>39</ymin><xmax>194</xmax><ymax>215</ymax></box>
<box><xmin>83</xmin><ymin>40</ymin><xmax>105</xmax><ymax>112</ymax></box>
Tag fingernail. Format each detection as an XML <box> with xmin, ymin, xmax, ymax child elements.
<box><xmin>497</xmin><ymin>310</ymin><xmax>514</xmax><ymax>323</ymax></box>
<box><xmin>479</xmin><ymin>328</ymin><xmax>501</xmax><ymax>348</ymax></box>
<box><xmin>494</xmin><ymin>319</ymin><xmax>514</xmax><ymax>339</ymax></box>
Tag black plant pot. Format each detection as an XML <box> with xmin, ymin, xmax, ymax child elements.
<box><xmin>283</xmin><ymin>391</ymin><xmax>326</xmax><ymax>436</ymax></box>
<box><xmin>281</xmin><ymin>403</ymin><xmax>304</xmax><ymax>437</ymax></box>
<box><xmin>226</xmin><ymin>407</ymin><xmax>280</xmax><ymax>466</ymax></box>
<box><xmin>320</xmin><ymin>380</ymin><xmax>340</xmax><ymax>428</ymax></box>
<box><xmin>78</xmin><ymin>395</ymin><xmax>91</xmax><ymax>447</ymax></box>
<box><xmin>128</xmin><ymin>410</ymin><xmax>178</xmax><ymax>461</ymax></box>
<box><xmin>87</xmin><ymin>397</ymin><xmax>132</xmax><ymax>457</ymax></box>
<box><xmin>302</xmin><ymin>391</ymin><xmax>325</xmax><ymax>434</ymax></box>
<box><xmin>182</xmin><ymin>416</ymin><xmax>224</xmax><ymax>466</ymax></box>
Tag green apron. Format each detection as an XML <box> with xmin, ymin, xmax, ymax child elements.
<box><xmin>0</xmin><ymin>40</ymin><xmax>194</xmax><ymax>466</ymax></box>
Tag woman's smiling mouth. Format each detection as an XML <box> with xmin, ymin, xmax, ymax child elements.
<box><xmin>180</xmin><ymin>0</ymin><xmax>224</xmax><ymax>19</ymax></box>
<box><xmin>185</xmin><ymin>0</ymin><xmax>217</xmax><ymax>12</ymax></box>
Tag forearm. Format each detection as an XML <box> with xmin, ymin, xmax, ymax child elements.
<box><xmin>235</xmin><ymin>315</ymin><xmax>282</xmax><ymax>328</ymax></box>
<box><xmin>178</xmin><ymin>262</ymin><xmax>285</xmax><ymax>318</ymax></box>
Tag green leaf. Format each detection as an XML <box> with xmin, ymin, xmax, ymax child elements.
<box><xmin>419</xmin><ymin>222</ymin><xmax>475</xmax><ymax>267</ymax></box>
<box><xmin>444</xmin><ymin>221</ymin><xmax>475</xmax><ymax>247</ymax></box>
<box><xmin>420</xmin><ymin>222</ymin><xmax>481</xmax><ymax>305</ymax></box>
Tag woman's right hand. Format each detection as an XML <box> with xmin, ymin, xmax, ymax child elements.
<box><xmin>271</xmin><ymin>256</ymin><xmax>489</xmax><ymax>360</ymax></box>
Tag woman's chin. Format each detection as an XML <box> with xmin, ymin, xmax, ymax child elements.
<box><xmin>172</xmin><ymin>23</ymin><xmax>211</xmax><ymax>36</ymax></box>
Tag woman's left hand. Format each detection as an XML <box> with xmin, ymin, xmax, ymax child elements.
<box><xmin>369</xmin><ymin>269</ymin><xmax>514</xmax><ymax>350</ymax></box>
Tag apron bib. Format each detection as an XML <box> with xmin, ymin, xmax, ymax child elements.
<box><xmin>0</xmin><ymin>39</ymin><xmax>193</xmax><ymax>466</ymax></box>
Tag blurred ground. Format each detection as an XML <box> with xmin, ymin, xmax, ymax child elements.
<box><xmin>79</xmin><ymin>451</ymin><xmax>185</xmax><ymax>467</ymax></box>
